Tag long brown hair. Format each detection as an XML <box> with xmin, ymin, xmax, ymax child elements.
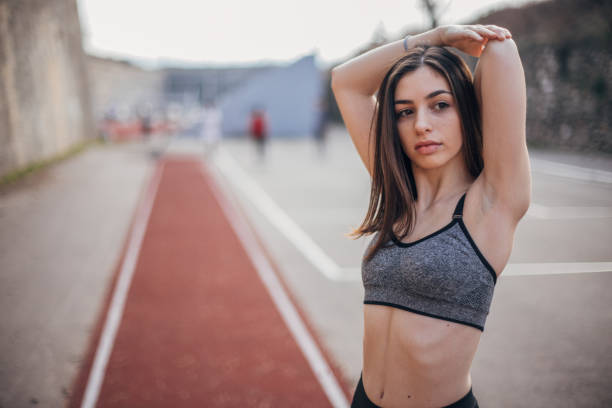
<box><xmin>348</xmin><ymin>45</ymin><xmax>483</xmax><ymax>263</ymax></box>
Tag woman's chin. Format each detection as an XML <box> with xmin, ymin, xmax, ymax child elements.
<box><xmin>407</xmin><ymin>149</ymin><xmax>463</xmax><ymax>171</ymax></box>
<box><xmin>410</xmin><ymin>156</ymin><xmax>449</xmax><ymax>170</ymax></box>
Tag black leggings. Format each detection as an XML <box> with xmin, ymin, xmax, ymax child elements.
<box><xmin>351</xmin><ymin>373</ymin><xmax>479</xmax><ymax>408</ymax></box>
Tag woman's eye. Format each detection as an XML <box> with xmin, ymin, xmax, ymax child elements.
<box><xmin>434</xmin><ymin>102</ymin><xmax>449</xmax><ymax>110</ymax></box>
<box><xmin>396</xmin><ymin>109</ymin><xmax>412</xmax><ymax>118</ymax></box>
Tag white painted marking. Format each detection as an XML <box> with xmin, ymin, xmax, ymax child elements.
<box><xmin>203</xmin><ymin>160</ymin><xmax>351</xmax><ymax>408</ymax></box>
<box><xmin>531</xmin><ymin>158</ymin><xmax>612</xmax><ymax>184</ymax></box>
<box><xmin>525</xmin><ymin>203</ymin><xmax>549</xmax><ymax>219</ymax></box>
<box><xmin>213</xmin><ymin>148</ymin><xmax>347</xmax><ymax>281</ymax></box>
<box><xmin>526</xmin><ymin>203</ymin><xmax>612</xmax><ymax>219</ymax></box>
<box><xmin>81</xmin><ymin>161</ymin><xmax>163</xmax><ymax>408</ymax></box>
<box><xmin>501</xmin><ymin>262</ymin><xmax>612</xmax><ymax>276</ymax></box>
<box><xmin>279</xmin><ymin>204</ymin><xmax>612</xmax><ymax>221</ymax></box>
<box><xmin>213</xmin><ymin>147</ymin><xmax>612</xmax><ymax>282</ymax></box>
<box><xmin>308</xmin><ymin>262</ymin><xmax>612</xmax><ymax>281</ymax></box>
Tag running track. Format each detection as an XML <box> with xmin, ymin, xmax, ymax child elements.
<box><xmin>68</xmin><ymin>157</ymin><xmax>352</xmax><ymax>407</ymax></box>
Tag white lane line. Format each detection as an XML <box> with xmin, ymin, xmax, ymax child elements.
<box><xmin>531</xmin><ymin>158</ymin><xmax>612</xmax><ymax>184</ymax></box>
<box><xmin>202</xmin><ymin>160</ymin><xmax>351</xmax><ymax>408</ymax></box>
<box><xmin>502</xmin><ymin>262</ymin><xmax>612</xmax><ymax>276</ymax></box>
<box><xmin>212</xmin><ymin>147</ymin><xmax>612</xmax><ymax>281</ymax></box>
<box><xmin>527</xmin><ymin>203</ymin><xmax>612</xmax><ymax>219</ymax></box>
<box><xmin>81</xmin><ymin>161</ymin><xmax>164</xmax><ymax>408</ymax></box>
<box><xmin>311</xmin><ymin>262</ymin><xmax>612</xmax><ymax>281</ymax></box>
<box><xmin>286</xmin><ymin>204</ymin><xmax>612</xmax><ymax>221</ymax></box>
<box><xmin>213</xmin><ymin>148</ymin><xmax>348</xmax><ymax>281</ymax></box>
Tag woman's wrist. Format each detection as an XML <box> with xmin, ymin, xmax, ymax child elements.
<box><xmin>404</xmin><ymin>28</ymin><xmax>443</xmax><ymax>50</ymax></box>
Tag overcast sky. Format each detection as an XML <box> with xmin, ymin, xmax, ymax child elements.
<box><xmin>77</xmin><ymin>0</ymin><xmax>541</xmax><ymax>69</ymax></box>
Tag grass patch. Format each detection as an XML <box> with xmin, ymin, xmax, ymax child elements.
<box><xmin>0</xmin><ymin>137</ymin><xmax>104</xmax><ymax>186</ymax></box>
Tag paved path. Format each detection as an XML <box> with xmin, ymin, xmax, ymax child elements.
<box><xmin>0</xmin><ymin>142</ymin><xmax>154</xmax><ymax>408</ymax></box>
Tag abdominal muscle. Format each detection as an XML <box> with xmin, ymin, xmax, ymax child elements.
<box><xmin>362</xmin><ymin>304</ymin><xmax>482</xmax><ymax>408</ymax></box>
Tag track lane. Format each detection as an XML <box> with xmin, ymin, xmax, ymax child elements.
<box><xmin>70</xmin><ymin>156</ymin><xmax>350</xmax><ymax>407</ymax></box>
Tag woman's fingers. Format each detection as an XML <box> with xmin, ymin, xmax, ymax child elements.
<box><xmin>441</xmin><ymin>24</ymin><xmax>511</xmax><ymax>52</ymax></box>
<box><xmin>471</xmin><ymin>24</ymin><xmax>501</xmax><ymax>40</ymax></box>
<box><xmin>486</xmin><ymin>25</ymin><xmax>512</xmax><ymax>39</ymax></box>
<box><xmin>469</xmin><ymin>31</ymin><xmax>483</xmax><ymax>41</ymax></box>
<box><xmin>487</xmin><ymin>24</ymin><xmax>512</xmax><ymax>38</ymax></box>
<box><xmin>481</xmin><ymin>24</ymin><xmax>512</xmax><ymax>39</ymax></box>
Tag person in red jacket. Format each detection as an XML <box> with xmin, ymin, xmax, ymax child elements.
<box><xmin>249</xmin><ymin>108</ymin><xmax>268</xmax><ymax>160</ymax></box>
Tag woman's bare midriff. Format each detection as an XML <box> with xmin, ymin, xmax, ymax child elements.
<box><xmin>362</xmin><ymin>304</ymin><xmax>482</xmax><ymax>408</ymax></box>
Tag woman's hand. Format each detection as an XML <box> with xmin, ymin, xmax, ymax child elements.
<box><xmin>436</xmin><ymin>24</ymin><xmax>512</xmax><ymax>57</ymax></box>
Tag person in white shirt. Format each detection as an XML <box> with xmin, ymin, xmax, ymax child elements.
<box><xmin>200</xmin><ymin>100</ymin><xmax>223</xmax><ymax>158</ymax></box>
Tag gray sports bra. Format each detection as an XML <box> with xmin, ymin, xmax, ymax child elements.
<box><xmin>361</xmin><ymin>192</ymin><xmax>497</xmax><ymax>331</ymax></box>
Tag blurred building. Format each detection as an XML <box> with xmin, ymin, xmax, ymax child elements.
<box><xmin>219</xmin><ymin>54</ymin><xmax>324</xmax><ymax>138</ymax></box>
<box><xmin>93</xmin><ymin>54</ymin><xmax>325</xmax><ymax>139</ymax></box>
<box><xmin>161</xmin><ymin>54</ymin><xmax>325</xmax><ymax>138</ymax></box>
<box><xmin>163</xmin><ymin>65</ymin><xmax>270</xmax><ymax>107</ymax></box>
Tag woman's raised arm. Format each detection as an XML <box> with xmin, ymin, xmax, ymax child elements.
<box><xmin>330</xmin><ymin>29</ymin><xmax>442</xmax><ymax>176</ymax></box>
<box><xmin>473</xmin><ymin>36</ymin><xmax>531</xmax><ymax>221</ymax></box>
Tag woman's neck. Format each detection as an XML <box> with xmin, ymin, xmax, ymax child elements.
<box><xmin>411</xmin><ymin>155</ymin><xmax>474</xmax><ymax>210</ymax></box>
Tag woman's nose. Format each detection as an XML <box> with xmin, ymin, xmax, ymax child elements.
<box><xmin>414</xmin><ymin>110</ymin><xmax>432</xmax><ymax>134</ymax></box>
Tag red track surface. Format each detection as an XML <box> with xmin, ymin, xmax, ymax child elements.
<box><xmin>69</xmin><ymin>157</ymin><xmax>350</xmax><ymax>407</ymax></box>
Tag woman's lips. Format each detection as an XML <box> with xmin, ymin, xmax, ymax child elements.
<box><xmin>415</xmin><ymin>143</ymin><xmax>442</xmax><ymax>154</ymax></box>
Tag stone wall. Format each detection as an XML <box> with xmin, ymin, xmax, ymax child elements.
<box><xmin>520</xmin><ymin>42</ymin><xmax>611</xmax><ymax>152</ymax></box>
<box><xmin>0</xmin><ymin>0</ymin><xmax>94</xmax><ymax>178</ymax></box>
<box><xmin>327</xmin><ymin>0</ymin><xmax>612</xmax><ymax>153</ymax></box>
<box><xmin>473</xmin><ymin>0</ymin><xmax>612</xmax><ymax>153</ymax></box>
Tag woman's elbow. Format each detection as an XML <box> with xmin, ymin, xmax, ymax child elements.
<box><xmin>481</xmin><ymin>38</ymin><xmax>519</xmax><ymax>59</ymax></box>
<box><xmin>330</xmin><ymin>66</ymin><xmax>343</xmax><ymax>92</ymax></box>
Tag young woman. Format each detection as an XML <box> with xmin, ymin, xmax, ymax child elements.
<box><xmin>331</xmin><ymin>25</ymin><xmax>531</xmax><ymax>408</ymax></box>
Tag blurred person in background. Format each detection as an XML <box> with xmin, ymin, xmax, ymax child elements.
<box><xmin>249</xmin><ymin>108</ymin><xmax>268</xmax><ymax>161</ymax></box>
<box><xmin>138</xmin><ymin>102</ymin><xmax>154</xmax><ymax>141</ymax></box>
<box><xmin>200</xmin><ymin>100</ymin><xmax>223</xmax><ymax>158</ymax></box>
<box><xmin>101</xmin><ymin>106</ymin><xmax>118</xmax><ymax>142</ymax></box>
<box><xmin>140</xmin><ymin>113</ymin><xmax>153</xmax><ymax>140</ymax></box>
<box><xmin>332</xmin><ymin>23</ymin><xmax>530</xmax><ymax>408</ymax></box>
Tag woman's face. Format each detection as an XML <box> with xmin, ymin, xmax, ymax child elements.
<box><xmin>393</xmin><ymin>66</ymin><xmax>463</xmax><ymax>170</ymax></box>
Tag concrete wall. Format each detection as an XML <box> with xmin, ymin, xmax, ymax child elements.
<box><xmin>0</xmin><ymin>0</ymin><xmax>94</xmax><ymax>178</ymax></box>
<box><xmin>87</xmin><ymin>56</ymin><xmax>165</xmax><ymax>121</ymax></box>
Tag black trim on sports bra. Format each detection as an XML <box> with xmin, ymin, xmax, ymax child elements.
<box><xmin>457</xmin><ymin>220</ymin><xmax>498</xmax><ymax>284</ymax></box>
<box><xmin>454</xmin><ymin>192</ymin><xmax>498</xmax><ymax>284</ymax></box>
<box><xmin>390</xmin><ymin>192</ymin><xmax>466</xmax><ymax>247</ymax></box>
<box><xmin>390</xmin><ymin>218</ymin><xmax>458</xmax><ymax>247</ymax></box>
<box><xmin>364</xmin><ymin>300</ymin><xmax>485</xmax><ymax>331</ymax></box>
<box><xmin>391</xmin><ymin>192</ymin><xmax>498</xmax><ymax>284</ymax></box>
